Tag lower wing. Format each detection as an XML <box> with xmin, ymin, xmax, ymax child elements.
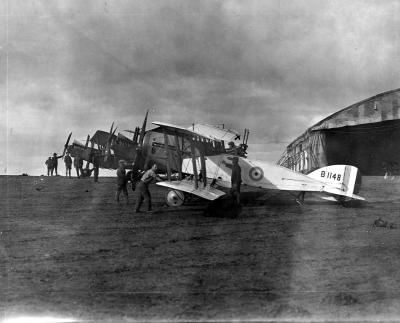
<box><xmin>157</xmin><ymin>180</ymin><xmax>225</xmax><ymax>201</ymax></box>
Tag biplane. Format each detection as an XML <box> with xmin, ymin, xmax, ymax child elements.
<box><xmin>63</xmin><ymin>110</ymin><xmax>246</xmax><ymax>177</ymax></box>
<box><xmin>64</xmin><ymin>112</ymin><xmax>150</xmax><ymax>175</ymax></box>
<box><xmin>144</xmin><ymin>122</ymin><xmax>364</xmax><ymax>206</ymax></box>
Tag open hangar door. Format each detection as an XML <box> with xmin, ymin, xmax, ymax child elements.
<box><xmin>323</xmin><ymin>120</ymin><xmax>400</xmax><ymax>175</ymax></box>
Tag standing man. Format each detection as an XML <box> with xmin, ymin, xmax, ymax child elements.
<box><xmin>92</xmin><ymin>154</ymin><xmax>100</xmax><ymax>183</ymax></box>
<box><xmin>135</xmin><ymin>163</ymin><xmax>162</xmax><ymax>213</ymax></box>
<box><xmin>51</xmin><ymin>153</ymin><xmax>63</xmax><ymax>176</ymax></box>
<box><xmin>64</xmin><ymin>152</ymin><xmax>72</xmax><ymax>178</ymax></box>
<box><xmin>74</xmin><ymin>156</ymin><xmax>83</xmax><ymax>178</ymax></box>
<box><xmin>116</xmin><ymin>160</ymin><xmax>129</xmax><ymax>204</ymax></box>
<box><xmin>45</xmin><ymin>157</ymin><xmax>53</xmax><ymax>176</ymax></box>
<box><xmin>230</xmin><ymin>156</ymin><xmax>242</xmax><ymax>206</ymax></box>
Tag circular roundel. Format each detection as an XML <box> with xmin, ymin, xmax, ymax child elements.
<box><xmin>166</xmin><ymin>189</ymin><xmax>185</xmax><ymax>207</ymax></box>
<box><xmin>249</xmin><ymin>166</ymin><xmax>264</xmax><ymax>181</ymax></box>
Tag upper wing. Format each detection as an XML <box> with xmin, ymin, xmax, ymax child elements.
<box><xmin>189</xmin><ymin>124</ymin><xmax>240</xmax><ymax>142</ymax></box>
<box><xmin>152</xmin><ymin>121</ymin><xmax>222</xmax><ymax>142</ymax></box>
<box><xmin>90</xmin><ymin>130</ymin><xmax>118</xmax><ymax>147</ymax></box>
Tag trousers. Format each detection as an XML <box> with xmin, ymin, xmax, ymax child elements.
<box><xmin>136</xmin><ymin>181</ymin><xmax>151</xmax><ymax>211</ymax></box>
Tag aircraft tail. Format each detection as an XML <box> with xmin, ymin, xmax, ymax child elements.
<box><xmin>307</xmin><ymin>165</ymin><xmax>364</xmax><ymax>201</ymax></box>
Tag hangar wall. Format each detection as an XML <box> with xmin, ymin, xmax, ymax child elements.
<box><xmin>278</xmin><ymin>88</ymin><xmax>400</xmax><ymax>175</ymax></box>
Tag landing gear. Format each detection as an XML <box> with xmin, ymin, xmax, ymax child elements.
<box><xmin>166</xmin><ymin>189</ymin><xmax>185</xmax><ymax>207</ymax></box>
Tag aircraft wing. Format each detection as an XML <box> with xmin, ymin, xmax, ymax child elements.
<box><xmin>189</xmin><ymin>124</ymin><xmax>240</xmax><ymax>142</ymax></box>
<box><xmin>152</xmin><ymin>121</ymin><xmax>222</xmax><ymax>141</ymax></box>
<box><xmin>90</xmin><ymin>130</ymin><xmax>118</xmax><ymax>146</ymax></box>
<box><xmin>157</xmin><ymin>180</ymin><xmax>225</xmax><ymax>201</ymax></box>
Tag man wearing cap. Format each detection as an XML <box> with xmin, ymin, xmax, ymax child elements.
<box><xmin>116</xmin><ymin>160</ymin><xmax>129</xmax><ymax>204</ymax></box>
<box><xmin>135</xmin><ymin>163</ymin><xmax>162</xmax><ymax>213</ymax></box>
<box><xmin>230</xmin><ymin>156</ymin><xmax>242</xmax><ymax>206</ymax></box>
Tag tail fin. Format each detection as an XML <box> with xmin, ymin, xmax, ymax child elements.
<box><xmin>308</xmin><ymin>165</ymin><xmax>364</xmax><ymax>201</ymax></box>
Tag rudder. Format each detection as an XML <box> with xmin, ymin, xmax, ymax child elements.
<box><xmin>308</xmin><ymin>165</ymin><xmax>363</xmax><ymax>200</ymax></box>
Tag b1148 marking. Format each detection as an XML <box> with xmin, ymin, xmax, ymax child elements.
<box><xmin>321</xmin><ymin>170</ymin><xmax>341</xmax><ymax>181</ymax></box>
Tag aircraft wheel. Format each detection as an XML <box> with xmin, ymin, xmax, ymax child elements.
<box><xmin>166</xmin><ymin>189</ymin><xmax>185</xmax><ymax>207</ymax></box>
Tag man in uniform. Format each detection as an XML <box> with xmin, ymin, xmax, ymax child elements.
<box><xmin>226</xmin><ymin>141</ymin><xmax>238</xmax><ymax>155</ymax></box>
<box><xmin>135</xmin><ymin>163</ymin><xmax>162</xmax><ymax>213</ymax></box>
<box><xmin>64</xmin><ymin>152</ymin><xmax>72</xmax><ymax>178</ymax></box>
<box><xmin>116</xmin><ymin>160</ymin><xmax>129</xmax><ymax>204</ymax></box>
<box><xmin>92</xmin><ymin>154</ymin><xmax>100</xmax><ymax>182</ymax></box>
<box><xmin>74</xmin><ymin>156</ymin><xmax>83</xmax><ymax>178</ymax></box>
<box><xmin>45</xmin><ymin>157</ymin><xmax>53</xmax><ymax>176</ymax></box>
<box><xmin>51</xmin><ymin>153</ymin><xmax>63</xmax><ymax>176</ymax></box>
<box><xmin>230</xmin><ymin>156</ymin><xmax>242</xmax><ymax>206</ymax></box>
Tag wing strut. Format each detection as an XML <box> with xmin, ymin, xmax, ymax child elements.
<box><xmin>174</xmin><ymin>135</ymin><xmax>183</xmax><ymax>180</ymax></box>
<box><xmin>163</xmin><ymin>130</ymin><xmax>172</xmax><ymax>181</ymax></box>
<box><xmin>189</xmin><ymin>136</ymin><xmax>198</xmax><ymax>189</ymax></box>
<box><xmin>199</xmin><ymin>140</ymin><xmax>207</xmax><ymax>187</ymax></box>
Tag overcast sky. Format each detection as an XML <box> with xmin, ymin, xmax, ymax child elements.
<box><xmin>1</xmin><ymin>0</ymin><xmax>399</xmax><ymax>175</ymax></box>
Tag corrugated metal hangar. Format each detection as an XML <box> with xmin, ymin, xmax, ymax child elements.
<box><xmin>278</xmin><ymin>88</ymin><xmax>400</xmax><ymax>175</ymax></box>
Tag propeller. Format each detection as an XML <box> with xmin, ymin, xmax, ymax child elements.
<box><xmin>132</xmin><ymin>110</ymin><xmax>149</xmax><ymax>170</ymax></box>
<box><xmin>133</xmin><ymin>127</ymin><xmax>139</xmax><ymax>143</ymax></box>
<box><xmin>138</xmin><ymin>109</ymin><xmax>148</xmax><ymax>147</ymax></box>
<box><xmin>84</xmin><ymin>134</ymin><xmax>90</xmax><ymax>149</ymax></box>
<box><xmin>62</xmin><ymin>132</ymin><xmax>72</xmax><ymax>159</ymax></box>
<box><xmin>123</xmin><ymin>128</ymin><xmax>140</xmax><ymax>143</ymax></box>
<box><xmin>105</xmin><ymin>122</ymin><xmax>117</xmax><ymax>161</ymax></box>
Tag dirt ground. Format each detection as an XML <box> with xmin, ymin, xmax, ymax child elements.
<box><xmin>1</xmin><ymin>175</ymin><xmax>400</xmax><ymax>322</ymax></box>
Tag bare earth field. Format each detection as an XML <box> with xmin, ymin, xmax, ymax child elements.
<box><xmin>1</xmin><ymin>175</ymin><xmax>400</xmax><ymax>322</ymax></box>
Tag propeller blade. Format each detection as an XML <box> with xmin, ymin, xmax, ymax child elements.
<box><xmin>138</xmin><ymin>109</ymin><xmax>149</xmax><ymax>147</ymax></box>
<box><xmin>84</xmin><ymin>134</ymin><xmax>90</xmax><ymax>149</ymax></box>
<box><xmin>62</xmin><ymin>132</ymin><xmax>72</xmax><ymax>159</ymax></box>
<box><xmin>133</xmin><ymin>127</ymin><xmax>139</xmax><ymax>143</ymax></box>
<box><xmin>105</xmin><ymin>127</ymin><xmax>117</xmax><ymax>161</ymax></box>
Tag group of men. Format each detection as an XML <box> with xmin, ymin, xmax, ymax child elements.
<box><xmin>44</xmin><ymin>153</ymin><xmax>63</xmax><ymax>176</ymax></box>
<box><xmin>115</xmin><ymin>160</ymin><xmax>162</xmax><ymax>213</ymax></box>
<box><xmin>114</xmin><ymin>156</ymin><xmax>242</xmax><ymax>214</ymax></box>
<box><xmin>45</xmin><ymin>150</ymin><xmax>243</xmax><ymax>214</ymax></box>
<box><xmin>45</xmin><ymin>152</ymin><xmax>99</xmax><ymax>182</ymax></box>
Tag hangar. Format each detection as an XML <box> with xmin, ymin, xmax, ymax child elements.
<box><xmin>278</xmin><ymin>88</ymin><xmax>400</xmax><ymax>175</ymax></box>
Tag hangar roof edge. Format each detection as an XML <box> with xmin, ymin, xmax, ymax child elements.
<box><xmin>287</xmin><ymin>87</ymin><xmax>400</xmax><ymax>149</ymax></box>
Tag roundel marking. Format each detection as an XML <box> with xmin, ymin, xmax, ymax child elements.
<box><xmin>249</xmin><ymin>166</ymin><xmax>264</xmax><ymax>181</ymax></box>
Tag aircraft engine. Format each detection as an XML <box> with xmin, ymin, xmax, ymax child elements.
<box><xmin>166</xmin><ymin>189</ymin><xmax>185</xmax><ymax>207</ymax></box>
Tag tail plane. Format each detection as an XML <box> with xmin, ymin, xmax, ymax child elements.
<box><xmin>308</xmin><ymin>165</ymin><xmax>364</xmax><ymax>201</ymax></box>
